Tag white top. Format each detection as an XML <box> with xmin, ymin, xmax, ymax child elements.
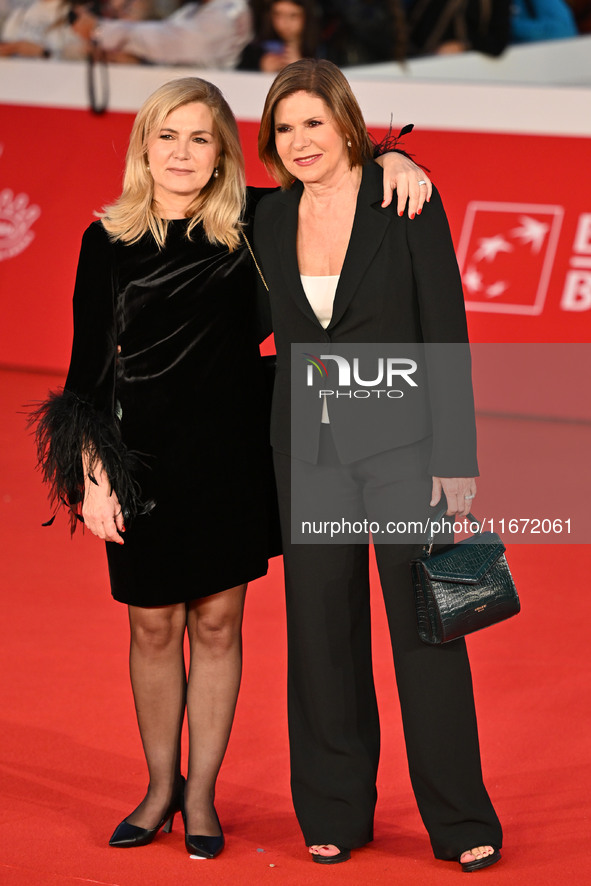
<box><xmin>300</xmin><ymin>274</ymin><xmax>339</xmax><ymax>424</ymax></box>
<box><xmin>300</xmin><ymin>274</ymin><xmax>339</xmax><ymax>330</ymax></box>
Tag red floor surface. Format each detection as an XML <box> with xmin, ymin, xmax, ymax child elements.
<box><xmin>1</xmin><ymin>368</ymin><xmax>590</xmax><ymax>885</ymax></box>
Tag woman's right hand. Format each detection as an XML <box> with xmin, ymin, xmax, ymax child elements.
<box><xmin>81</xmin><ymin>455</ymin><xmax>125</xmax><ymax>544</ymax></box>
<box><xmin>430</xmin><ymin>476</ymin><xmax>476</xmax><ymax>518</ymax></box>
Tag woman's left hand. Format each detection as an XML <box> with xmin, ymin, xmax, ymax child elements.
<box><xmin>376</xmin><ymin>152</ymin><xmax>432</xmax><ymax>218</ymax></box>
<box><xmin>431</xmin><ymin>477</ymin><xmax>476</xmax><ymax>518</ymax></box>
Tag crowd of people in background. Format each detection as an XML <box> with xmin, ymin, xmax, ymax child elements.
<box><xmin>0</xmin><ymin>0</ymin><xmax>588</xmax><ymax>67</ymax></box>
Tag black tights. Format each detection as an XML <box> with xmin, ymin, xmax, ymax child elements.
<box><xmin>125</xmin><ymin>584</ymin><xmax>246</xmax><ymax>835</ymax></box>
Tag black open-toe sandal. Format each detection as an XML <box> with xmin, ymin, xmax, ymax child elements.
<box><xmin>311</xmin><ymin>846</ymin><xmax>351</xmax><ymax>865</ymax></box>
<box><xmin>460</xmin><ymin>848</ymin><xmax>501</xmax><ymax>872</ymax></box>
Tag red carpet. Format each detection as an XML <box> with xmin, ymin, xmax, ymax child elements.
<box><xmin>1</xmin><ymin>367</ymin><xmax>590</xmax><ymax>885</ymax></box>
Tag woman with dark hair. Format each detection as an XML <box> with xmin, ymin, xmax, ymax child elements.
<box><xmin>255</xmin><ymin>58</ymin><xmax>503</xmax><ymax>872</ymax></box>
<box><xmin>32</xmin><ymin>73</ymin><xmax>431</xmax><ymax>860</ymax></box>
<box><xmin>239</xmin><ymin>0</ymin><xmax>318</xmax><ymax>72</ymax></box>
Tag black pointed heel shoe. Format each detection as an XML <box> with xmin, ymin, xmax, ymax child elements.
<box><xmin>181</xmin><ymin>804</ymin><xmax>225</xmax><ymax>859</ymax></box>
<box><xmin>109</xmin><ymin>780</ymin><xmax>185</xmax><ymax>848</ymax></box>
<box><xmin>310</xmin><ymin>846</ymin><xmax>351</xmax><ymax>865</ymax></box>
<box><xmin>460</xmin><ymin>848</ymin><xmax>501</xmax><ymax>872</ymax></box>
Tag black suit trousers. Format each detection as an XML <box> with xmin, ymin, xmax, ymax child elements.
<box><xmin>273</xmin><ymin>428</ymin><xmax>502</xmax><ymax>858</ymax></box>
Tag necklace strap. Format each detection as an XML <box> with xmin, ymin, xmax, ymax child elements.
<box><xmin>241</xmin><ymin>231</ymin><xmax>269</xmax><ymax>292</ymax></box>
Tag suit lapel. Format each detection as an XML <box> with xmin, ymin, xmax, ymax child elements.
<box><xmin>272</xmin><ymin>163</ymin><xmax>392</xmax><ymax>331</ymax></box>
<box><xmin>329</xmin><ymin>163</ymin><xmax>392</xmax><ymax>330</ymax></box>
<box><xmin>273</xmin><ymin>182</ymin><xmax>321</xmax><ymax>328</ymax></box>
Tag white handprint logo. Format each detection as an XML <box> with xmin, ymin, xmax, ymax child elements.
<box><xmin>0</xmin><ymin>188</ymin><xmax>41</xmax><ymax>261</ymax></box>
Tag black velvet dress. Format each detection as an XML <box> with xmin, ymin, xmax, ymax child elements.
<box><xmin>34</xmin><ymin>190</ymin><xmax>280</xmax><ymax>607</ymax></box>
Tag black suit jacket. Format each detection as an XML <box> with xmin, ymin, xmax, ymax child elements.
<box><xmin>254</xmin><ymin>161</ymin><xmax>478</xmax><ymax>477</ymax></box>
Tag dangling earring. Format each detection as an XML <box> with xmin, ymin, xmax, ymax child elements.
<box><xmin>213</xmin><ymin>167</ymin><xmax>219</xmax><ymax>179</ymax></box>
<box><xmin>146</xmin><ymin>163</ymin><xmax>150</xmax><ymax>170</ymax></box>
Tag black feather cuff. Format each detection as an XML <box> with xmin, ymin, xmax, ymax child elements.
<box><xmin>29</xmin><ymin>388</ymin><xmax>152</xmax><ymax>534</ymax></box>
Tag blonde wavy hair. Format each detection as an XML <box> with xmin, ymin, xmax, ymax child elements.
<box><xmin>101</xmin><ymin>78</ymin><xmax>246</xmax><ymax>251</ymax></box>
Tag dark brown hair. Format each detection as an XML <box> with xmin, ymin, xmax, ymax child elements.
<box><xmin>258</xmin><ymin>59</ymin><xmax>374</xmax><ymax>189</ymax></box>
<box><xmin>263</xmin><ymin>0</ymin><xmax>319</xmax><ymax>58</ymax></box>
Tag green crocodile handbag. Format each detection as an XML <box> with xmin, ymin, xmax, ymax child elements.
<box><xmin>411</xmin><ymin>510</ymin><xmax>520</xmax><ymax>645</ymax></box>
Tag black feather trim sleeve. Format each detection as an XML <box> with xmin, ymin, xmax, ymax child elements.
<box><xmin>29</xmin><ymin>388</ymin><xmax>152</xmax><ymax>534</ymax></box>
<box><xmin>371</xmin><ymin>122</ymin><xmax>430</xmax><ymax>173</ymax></box>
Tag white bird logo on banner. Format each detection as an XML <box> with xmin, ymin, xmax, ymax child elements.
<box><xmin>510</xmin><ymin>216</ymin><xmax>550</xmax><ymax>253</ymax></box>
<box><xmin>473</xmin><ymin>234</ymin><xmax>513</xmax><ymax>263</ymax></box>
<box><xmin>460</xmin><ymin>209</ymin><xmax>555</xmax><ymax>304</ymax></box>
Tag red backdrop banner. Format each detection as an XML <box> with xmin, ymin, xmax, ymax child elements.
<box><xmin>1</xmin><ymin>106</ymin><xmax>590</xmax><ymax>376</ymax></box>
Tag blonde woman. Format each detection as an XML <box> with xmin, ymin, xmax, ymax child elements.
<box><xmin>33</xmin><ymin>77</ymin><xmax>430</xmax><ymax>859</ymax></box>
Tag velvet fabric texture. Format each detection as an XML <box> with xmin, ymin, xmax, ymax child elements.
<box><xmin>34</xmin><ymin>189</ymin><xmax>280</xmax><ymax>606</ymax></box>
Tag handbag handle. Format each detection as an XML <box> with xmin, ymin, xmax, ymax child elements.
<box><xmin>423</xmin><ymin>505</ymin><xmax>481</xmax><ymax>556</ymax></box>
